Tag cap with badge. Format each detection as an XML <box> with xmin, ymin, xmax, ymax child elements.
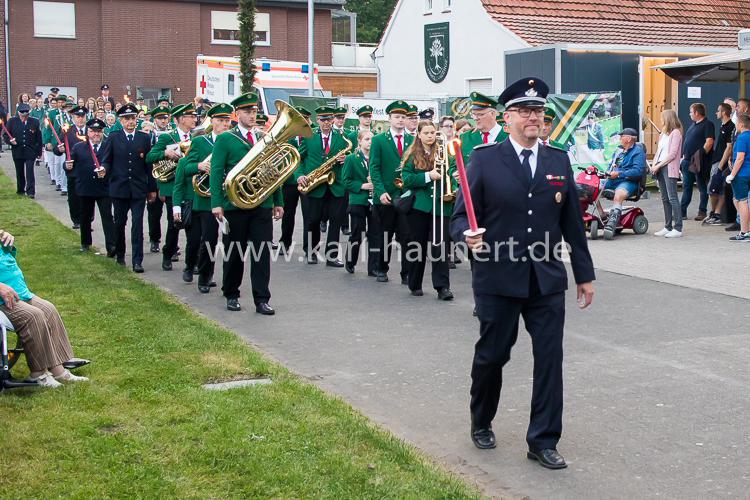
<box><xmin>255</xmin><ymin>113</ymin><xmax>269</xmax><ymax>125</ymax></box>
<box><xmin>117</xmin><ymin>102</ymin><xmax>139</xmax><ymax>117</ymax></box>
<box><xmin>315</xmin><ymin>106</ymin><xmax>335</xmax><ymax>119</ymax></box>
<box><xmin>70</xmin><ymin>105</ymin><xmax>88</xmax><ymax>117</ymax></box>
<box><xmin>333</xmin><ymin>106</ymin><xmax>348</xmax><ymax>118</ymax></box>
<box><xmin>35</xmin><ymin>91</ymin><xmax>43</xmax><ymax>97</ymax></box>
<box><xmin>207</xmin><ymin>103</ymin><xmax>233</xmax><ymax>118</ymax></box>
<box><xmin>296</xmin><ymin>106</ymin><xmax>312</xmax><ymax>118</ymax></box>
<box><xmin>50</xmin><ymin>87</ymin><xmax>60</xmax><ymax>93</ymax></box>
<box><xmin>149</xmin><ymin>105</ymin><xmax>172</xmax><ymax>118</ymax></box>
<box><xmin>169</xmin><ymin>104</ymin><xmax>187</xmax><ymax>118</ymax></box>
<box><xmin>406</xmin><ymin>104</ymin><xmax>419</xmax><ymax>117</ymax></box>
<box><xmin>231</xmin><ymin>92</ymin><xmax>259</xmax><ymax>110</ymax></box>
<box><xmin>470</xmin><ymin>92</ymin><xmax>498</xmax><ymax>110</ymax></box>
<box><xmin>499</xmin><ymin>77</ymin><xmax>549</xmax><ymax>108</ymax></box>
<box><xmin>544</xmin><ymin>106</ymin><xmax>556</xmax><ymax>122</ymax></box>
<box><xmin>418</xmin><ymin>108</ymin><xmax>435</xmax><ymax>120</ymax></box>
<box><xmin>101</xmin><ymin>84</ymin><xmax>110</xmax><ymax>91</ymax></box>
<box><xmin>86</xmin><ymin>118</ymin><xmax>106</xmax><ymax>131</ymax></box>
<box><xmin>17</xmin><ymin>103</ymin><xmax>30</xmax><ymax>113</ymax></box>
<box><xmin>157</xmin><ymin>95</ymin><xmax>171</xmax><ymax>105</ymax></box>
<box><xmin>385</xmin><ymin>100</ymin><xmax>409</xmax><ymax>115</ymax></box>
<box><xmin>356</xmin><ymin>105</ymin><xmax>373</xmax><ymax>117</ymax></box>
<box><xmin>176</xmin><ymin>103</ymin><xmax>197</xmax><ymax>117</ymax></box>
<box><xmin>56</xmin><ymin>94</ymin><xmax>68</xmax><ymax>102</ymax></box>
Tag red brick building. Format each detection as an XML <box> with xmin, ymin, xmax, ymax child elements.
<box><xmin>0</xmin><ymin>0</ymin><xmax>376</xmax><ymax>107</ymax></box>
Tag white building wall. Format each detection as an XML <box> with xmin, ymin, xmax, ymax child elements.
<box><xmin>374</xmin><ymin>0</ymin><xmax>529</xmax><ymax>98</ymax></box>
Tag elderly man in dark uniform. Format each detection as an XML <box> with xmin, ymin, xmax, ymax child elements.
<box><xmin>451</xmin><ymin>78</ymin><xmax>595</xmax><ymax>470</ymax></box>
<box><xmin>69</xmin><ymin>118</ymin><xmax>115</xmax><ymax>255</ymax></box>
<box><xmin>59</xmin><ymin>105</ymin><xmax>90</xmax><ymax>229</ymax></box>
<box><xmin>5</xmin><ymin>103</ymin><xmax>42</xmax><ymax>198</ymax></box>
<box><xmin>100</xmin><ymin>103</ymin><xmax>156</xmax><ymax>272</ymax></box>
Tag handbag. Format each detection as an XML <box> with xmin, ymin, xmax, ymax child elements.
<box><xmin>392</xmin><ymin>190</ymin><xmax>415</xmax><ymax>215</ymax></box>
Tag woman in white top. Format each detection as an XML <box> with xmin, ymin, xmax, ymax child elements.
<box><xmin>650</xmin><ymin>109</ymin><xmax>684</xmax><ymax>237</ymax></box>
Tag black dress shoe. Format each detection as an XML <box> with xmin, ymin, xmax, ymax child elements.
<box><xmin>411</xmin><ymin>289</ymin><xmax>424</xmax><ymax>297</ymax></box>
<box><xmin>471</xmin><ymin>426</ymin><xmax>496</xmax><ymax>449</ymax></box>
<box><xmin>227</xmin><ymin>298</ymin><xmax>241</xmax><ymax>311</ymax></box>
<box><xmin>133</xmin><ymin>264</ymin><xmax>145</xmax><ymax>273</ymax></box>
<box><xmin>27</xmin><ymin>194</ymin><xmax>35</xmax><ymax>199</ymax></box>
<box><xmin>367</xmin><ymin>271</ymin><xmax>377</xmax><ymax>277</ymax></box>
<box><xmin>345</xmin><ymin>263</ymin><xmax>355</xmax><ymax>274</ymax></box>
<box><xmin>72</xmin><ymin>222</ymin><xmax>80</xmax><ymax>229</ymax></box>
<box><xmin>106</xmin><ymin>248</ymin><xmax>116</xmax><ymax>258</ymax></box>
<box><xmin>342</xmin><ymin>227</ymin><xmax>351</xmax><ymax>235</ymax></box>
<box><xmin>182</xmin><ymin>268</ymin><xmax>193</xmax><ymax>282</ymax></box>
<box><xmin>162</xmin><ymin>260</ymin><xmax>173</xmax><ymax>271</ymax></box>
<box><xmin>376</xmin><ymin>272</ymin><xmax>389</xmax><ymax>283</ymax></box>
<box><xmin>401</xmin><ymin>277</ymin><xmax>408</xmax><ymax>286</ymax></box>
<box><xmin>271</xmin><ymin>241</ymin><xmax>279</xmax><ymax>250</ymax></box>
<box><xmin>255</xmin><ymin>302</ymin><xmax>275</xmax><ymax>315</ymax></box>
<box><xmin>80</xmin><ymin>245</ymin><xmax>90</xmax><ymax>252</ymax></box>
<box><xmin>448</xmin><ymin>262</ymin><xmax>456</xmax><ymax>269</ymax></box>
<box><xmin>437</xmin><ymin>288</ymin><xmax>454</xmax><ymax>301</ymax></box>
<box><xmin>326</xmin><ymin>259</ymin><xmax>344</xmax><ymax>268</ymax></box>
<box><xmin>150</xmin><ymin>242</ymin><xmax>160</xmax><ymax>253</ymax></box>
<box><xmin>208</xmin><ymin>280</ymin><xmax>217</xmax><ymax>287</ymax></box>
<box><xmin>527</xmin><ymin>448</ymin><xmax>567</xmax><ymax>469</ymax></box>
<box><xmin>306</xmin><ymin>254</ymin><xmax>318</xmax><ymax>264</ymax></box>
<box><xmin>198</xmin><ymin>284</ymin><xmax>211</xmax><ymax>294</ymax></box>
<box><xmin>171</xmin><ymin>253</ymin><xmax>179</xmax><ymax>262</ymax></box>
<box><xmin>63</xmin><ymin>358</ymin><xmax>90</xmax><ymax>370</ymax></box>
<box><xmin>116</xmin><ymin>258</ymin><xmax>126</xmax><ymax>266</ymax></box>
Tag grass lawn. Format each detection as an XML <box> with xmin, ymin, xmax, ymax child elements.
<box><xmin>0</xmin><ymin>173</ymin><xmax>482</xmax><ymax>499</ymax></box>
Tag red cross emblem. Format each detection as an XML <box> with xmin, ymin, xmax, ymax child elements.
<box><xmin>199</xmin><ymin>75</ymin><xmax>207</xmax><ymax>94</ymax></box>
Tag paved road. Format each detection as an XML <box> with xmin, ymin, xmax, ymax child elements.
<box><xmin>7</xmin><ymin>159</ymin><xmax>750</xmax><ymax>499</ymax></box>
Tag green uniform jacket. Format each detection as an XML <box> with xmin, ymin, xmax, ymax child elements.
<box><xmin>369</xmin><ymin>130</ymin><xmax>413</xmax><ymax>204</ymax></box>
<box><xmin>210</xmin><ymin>127</ymin><xmax>282</xmax><ymax>211</ymax></box>
<box><xmin>30</xmin><ymin>108</ymin><xmax>45</xmax><ymax>123</ymax></box>
<box><xmin>42</xmin><ymin>115</ymin><xmax>63</xmax><ymax>149</ymax></box>
<box><xmin>299</xmin><ymin>130</ymin><xmax>349</xmax><ymax>199</ymax></box>
<box><xmin>346</xmin><ymin>127</ymin><xmax>371</xmax><ymax>148</ymax></box>
<box><xmin>286</xmin><ymin>136</ymin><xmax>307</xmax><ymax>186</ymax></box>
<box><xmin>401</xmin><ymin>155</ymin><xmax>457</xmax><ymax>217</ymax></box>
<box><xmin>146</xmin><ymin>129</ymin><xmax>188</xmax><ymax>197</ymax></box>
<box><xmin>342</xmin><ymin>151</ymin><xmax>371</xmax><ymax>206</ymax></box>
<box><xmin>174</xmin><ymin>134</ymin><xmax>214</xmax><ymax>212</ymax></box>
<box><xmin>460</xmin><ymin>127</ymin><xmax>507</xmax><ymax>166</ymax></box>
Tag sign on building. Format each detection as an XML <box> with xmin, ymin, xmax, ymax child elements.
<box><xmin>424</xmin><ymin>23</ymin><xmax>450</xmax><ymax>83</ymax></box>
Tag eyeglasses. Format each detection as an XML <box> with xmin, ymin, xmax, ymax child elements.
<box><xmin>507</xmin><ymin>107</ymin><xmax>545</xmax><ymax>118</ymax></box>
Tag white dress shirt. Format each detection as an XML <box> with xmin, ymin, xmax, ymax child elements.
<box><xmin>237</xmin><ymin>123</ymin><xmax>254</xmax><ymax>143</ymax></box>
<box><xmin>484</xmin><ymin>123</ymin><xmax>503</xmax><ymax>144</ymax></box>
<box><xmin>508</xmin><ymin>136</ymin><xmax>539</xmax><ymax>178</ymax></box>
<box><xmin>389</xmin><ymin>127</ymin><xmax>406</xmax><ymax>149</ymax></box>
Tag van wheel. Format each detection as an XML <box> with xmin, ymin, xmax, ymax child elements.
<box><xmin>633</xmin><ymin>215</ymin><xmax>649</xmax><ymax>234</ymax></box>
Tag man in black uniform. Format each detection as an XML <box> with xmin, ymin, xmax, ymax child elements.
<box><xmin>70</xmin><ymin>118</ymin><xmax>115</xmax><ymax>255</ymax></box>
<box><xmin>451</xmin><ymin>77</ymin><xmax>595</xmax><ymax>470</ymax></box>
<box><xmin>61</xmin><ymin>105</ymin><xmax>89</xmax><ymax>229</ymax></box>
<box><xmin>100</xmin><ymin>103</ymin><xmax>156</xmax><ymax>272</ymax></box>
<box><xmin>5</xmin><ymin>103</ymin><xmax>42</xmax><ymax>198</ymax></box>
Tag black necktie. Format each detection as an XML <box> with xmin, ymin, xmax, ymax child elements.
<box><xmin>127</xmin><ymin>134</ymin><xmax>133</xmax><ymax>142</ymax></box>
<box><xmin>94</xmin><ymin>144</ymin><xmax>99</xmax><ymax>154</ymax></box>
<box><xmin>521</xmin><ymin>149</ymin><xmax>533</xmax><ymax>181</ymax></box>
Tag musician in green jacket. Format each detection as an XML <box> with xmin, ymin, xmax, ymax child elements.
<box><xmin>459</xmin><ymin>92</ymin><xmax>505</xmax><ymax>166</ymax></box>
<box><xmin>145</xmin><ymin>103</ymin><xmax>197</xmax><ymax>270</ymax></box>
<box><xmin>347</xmin><ymin>105</ymin><xmax>374</xmax><ymax>148</ymax></box>
<box><xmin>297</xmin><ymin>106</ymin><xmax>351</xmax><ymax>266</ymax></box>
<box><xmin>279</xmin><ymin>106</ymin><xmax>312</xmax><ymax>253</ymax></box>
<box><xmin>400</xmin><ymin>120</ymin><xmax>455</xmax><ymax>301</ymax></box>
<box><xmin>369</xmin><ymin>100</ymin><xmax>414</xmax><ymax>283</ymax></box>
<box><xmin>342</xmin><ymin>129</ymin><xmax>378</xmax><ymax>276</ymax></box>
<box><xmin>210</xmin><ymin>92</ymin><xmax>283</xmax><ymax>315</ymax></box>
<box><xmin>173</xmin><ymin>103</ymin><xmax>233</xmax><ymax>291</ymax></box>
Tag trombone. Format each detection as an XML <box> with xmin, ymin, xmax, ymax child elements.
<box><xmin>432</xmin><ymin>131</ymin><xmax>455</xmax><ymax>246</ymax></box>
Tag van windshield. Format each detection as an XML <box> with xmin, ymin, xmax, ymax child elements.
<box><xmin>263</xmin><ymin>88</ymin><xmax>324</xmax><ymax>114</ymax></box>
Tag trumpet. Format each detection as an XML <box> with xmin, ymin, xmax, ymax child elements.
<box><xmin>192</xmin><ymin>154</ymin><xmax>212</xmax><ymax>197</ymax></box>
<box><xmin>432</xmin><ymin>131</ymin><xmax>455</xmax><ymax>245</ymax></box>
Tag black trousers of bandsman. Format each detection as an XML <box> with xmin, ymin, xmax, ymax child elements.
<box><xmin>196</xmin><ymin>211</ymin><xmax>219</xmax><ymax>286</ymax></box>
<box><xmin>346</xmin><ymin>204</ymin><xmax>378</xmax><ymax>274</ymax></box>
<box><xmin>404</xmin><ymin>210</ymin><xmax>450</xmax><ymax>292</ymax></box>
<box><xmin>221</xmin><ymin>208</ymin><xmax>272</xmax><ymax>305</ymax></box>
<box><xmin>372</xmin><ymin>204</ymin><xmax>410</xmax><ymax>280</ymax></box>
<box><xmin>302</xmin><ymin>189</ymin><xmax>346</xmax><ymax>262</ymax></box>
<box><xmin>280</xmin><ymin>184</ymin><xmax>300</xmax><ymax>249</ymax></box>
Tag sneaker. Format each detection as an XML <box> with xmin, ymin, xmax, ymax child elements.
<box><xmin>725</xmin><ymin>222</ymin><xmax>741</xmax><ymax>232</ymax></box>
<box><xmin>664</xmin><ymin>229</ymin><xmax>683</xmax><ymax>238</ymax></box>
<box><xmin>728</xmin><ymin>232</ymin><xmax>750</xmax><ymax>241</ymax></box>
<box><xmin>707</xmin><ymin>216</ymin><xmax>724</xmax><ymax>226</ymax></box>
<box><xmin>54</xmin><ymin>369</ymin><xmax>89</xmax><ymax>383</ymax></box>
<box><xmin>28</xmin><ymin>372</ymin><xmax>63</xmax><ymax>388</ymax></box>
<box><xmin>654</xmin><ymin>228</ymin><xmax>670</xmax><ymax>236</ymax></box>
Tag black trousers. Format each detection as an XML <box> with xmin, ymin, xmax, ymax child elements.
<box><xmin>162</xmin><ymin>196</ymin><xmax>179</xmax><ymax>262</ymax></box>
<box><xmin>222</xmin><ymin>208</ymin><xmax>272</xmax><ymax>304</ymax></box>
<box><xmin>79</xmin><ymin>195</ymin><xmax>115</xmax><ymax>251</ymax></box>
<box><xmin>471</xmin><ymin>268</ymin><xmax>565</xmax><ymax>450</ymax></box>
<box><xmin>346</xmin><ymin>204</ymin><xmax>378</xmax><ymax>274</ymax></box>
<box><xmin>372</xmin><ymin>204</ymin><xmax>409</xmax><ymax>278</ymax></box>
<box><xmin>196</xmin><ymin>211</ymin><xmax>219</xmax><ymax>285</ymax></box>
<box><xmin>112</xmin><ymin>197</ymin><xmax>146</xmax><ymax>266</ymax></box>
<box><xmin>147</xmin><ymin>196</ymin><xmax>164</xmax><ymax>243</ymax></box>
<box><xmin>280</xmin><ymin>183</ymin><xmax>300</xmax><ymax>248</ymax></box>
<box><xmin>13</xmin><ymin>157</ymin><xmax>35</xmax><ymax>196</ymax></box>
<box><xmin>302</xmin><ymin>190</ymin><xmax>346</xmax><ymax>261</ymax></box>
<box><xmin>404</xmin><ymin>210</ymin><xmax>450</xmax><ymax>292</ymax></box>
<box><xmin>183</xmin><ymin>204</ymin><xmax>202</xmax><ymax>271</ymax></box>
<box><xmin>66</xmin><ymin>173</ymin><xmax>81</xmax><ymax>224</ymax></box>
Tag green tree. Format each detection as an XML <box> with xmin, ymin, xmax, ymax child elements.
<box><xmin>238</xmin><ymin>0</ymin><xmax>256</xmax><ymax>93</ymax></box>
<box><xmin>345</xmin><ymin>0</ymin><xmax>397</xmax><ymax>44</ymax></box>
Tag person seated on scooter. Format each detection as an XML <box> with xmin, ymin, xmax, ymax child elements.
<box><xmin>603</xmin><ymin>128</ymin><xmax>646</xmax><ymax>238</ymax></box>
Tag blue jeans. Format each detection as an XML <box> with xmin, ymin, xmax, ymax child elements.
<box><xmin>680</xmin><ymin>160</ymin><xmax>708</xmax><ymax>216</ymax></box>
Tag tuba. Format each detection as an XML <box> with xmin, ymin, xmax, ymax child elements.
<box><xmin>224</xmin><ymin>100</ymin><xmax>312</xmax><ymax>209</ymax></box>
<box><xmin>298</xmin><ymin>130</ymin><xmax>353</xmax><ymax>194</ymax></box>
<box><xmin>192</xmin><ymin>154</ymin><xmax>212</xmax><ymax>198</ymax></box>
<box><xmin>152</xmin><ymin>139</ymin><xmax>191</xmax><ymax>182</ymax></box>
<box><xmin>192</xmin><ymin>113</ymin><xmax>212</xmax><ymax>137</ymax></box>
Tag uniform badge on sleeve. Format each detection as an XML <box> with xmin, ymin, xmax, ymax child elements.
<box><xmin>555</xmin><ymin>192</ymin><xmax>562</xmax><ymax>203</ymax></box>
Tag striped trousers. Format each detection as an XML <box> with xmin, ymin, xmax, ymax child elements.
<box><xmin>0</xmin><ymin>296</ymin><xmax>74</xmax><ymax>371</ymax></box>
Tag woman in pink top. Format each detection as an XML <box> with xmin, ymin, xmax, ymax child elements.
<box><xmin>651</xmin><ymin>110</ymin><xmax>684</xmax><ymax>237</ymax></box>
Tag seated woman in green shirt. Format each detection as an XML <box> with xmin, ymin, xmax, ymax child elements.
<box><xmin>400</xmin><ymin>120</ymin><xmax>455</xmax><ymax>301</ymax></box>
<box><xmin>0</xmin><ymin>230</ymin><xmax>89</xmax><ymax>388</ymax></box>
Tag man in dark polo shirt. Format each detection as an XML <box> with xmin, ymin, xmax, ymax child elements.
<box><xmin>680</xmin><ymin>103</ymin><xmax>714</xmax><ymax>220</ymax></box>
<box><xmin>705</xmin><ymin>103</ymin><xmax>735</xmax><ymax>225</ymax></box>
